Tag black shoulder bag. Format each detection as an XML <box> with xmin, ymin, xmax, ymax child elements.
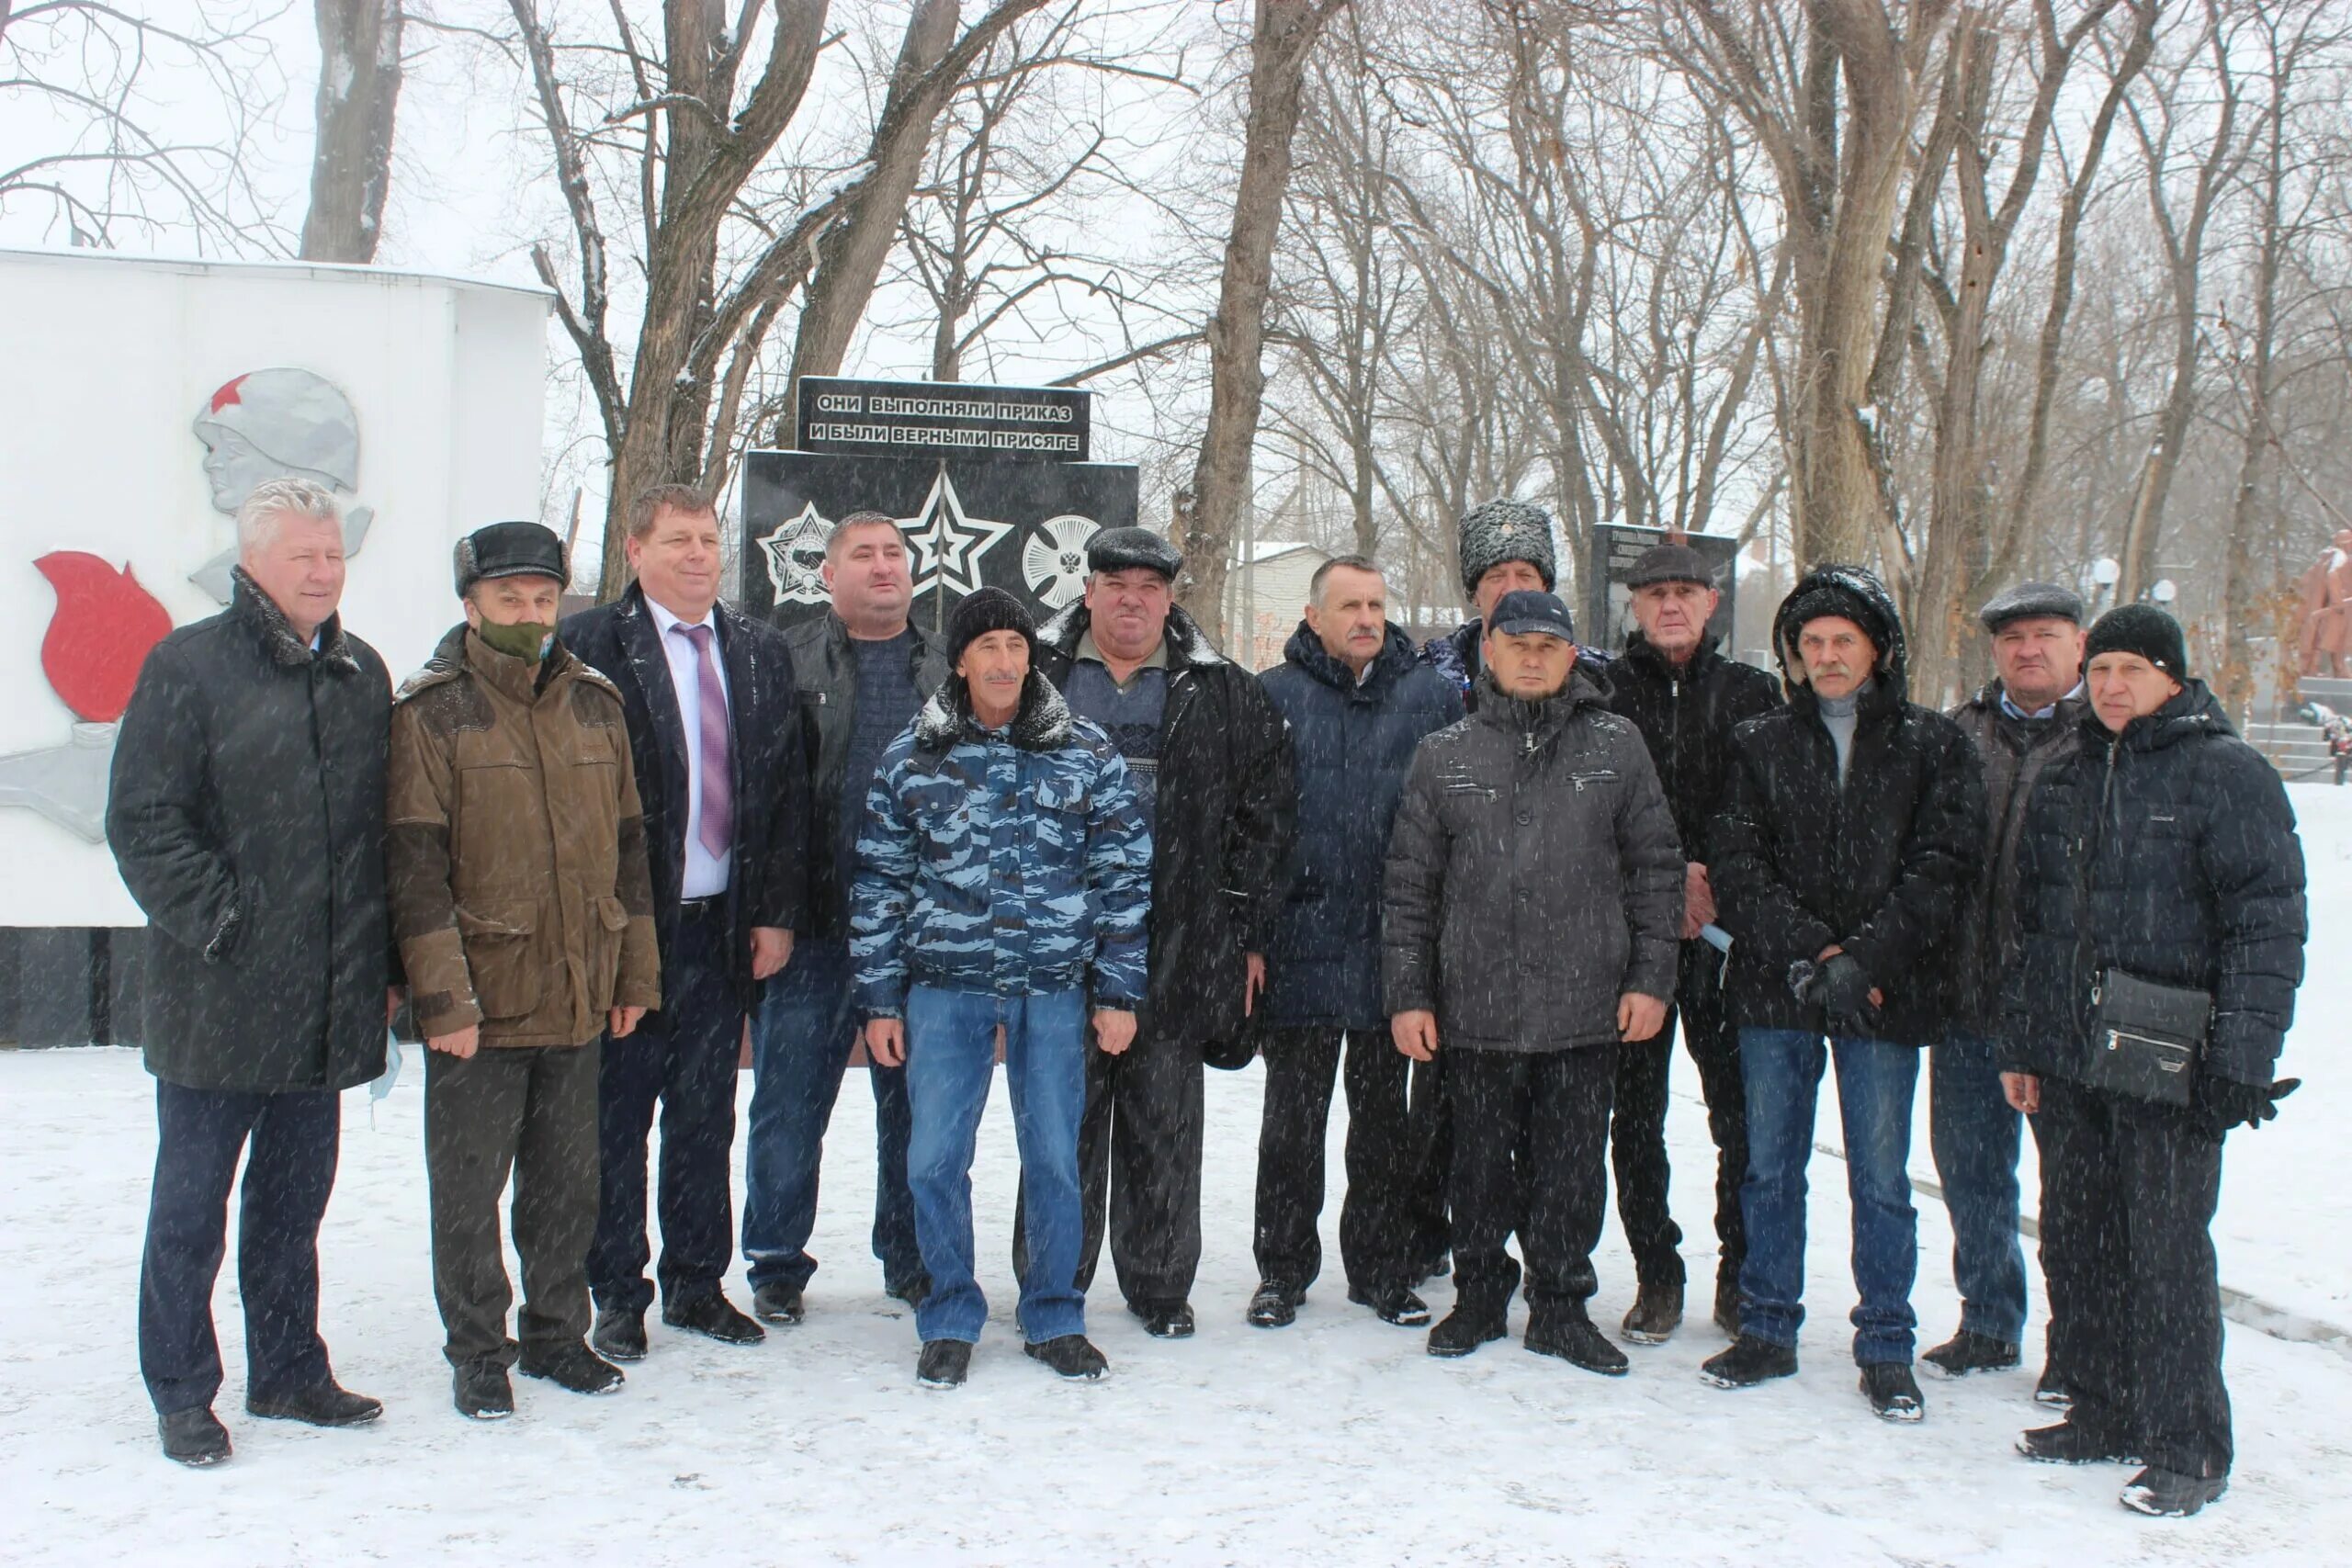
<box><xmin>2070</xmin><ymin>763</ymin><xmax>2211</xmax><ymax>1106</ymax></box>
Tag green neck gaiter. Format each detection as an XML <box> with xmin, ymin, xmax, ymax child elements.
<box><xmin>477</xmin><ymin>620</ymin><xmax>554</xmax><ymax>662</ymax></box>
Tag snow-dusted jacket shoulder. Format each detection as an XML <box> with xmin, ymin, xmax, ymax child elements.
<box><xmin>849</xmin><ymin>673</ymin><xmax>1152</xmax><ymax>1019</ymax></box>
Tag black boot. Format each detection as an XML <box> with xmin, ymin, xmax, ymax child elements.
<box><xmin>591</xmin><ymin>1306</ymin><xmax>647</xmax><ymax>1362</ymax></box>
<box><xmin>1426</xmin><ymin>1304</ymin><xmax>1508</xmax><ymax>1359</ymax></box>
<box><xmin>1621</xmin><ymin>1281</ymin><xmax>1684</xmax><ymax>1345</ymax></box>
<box><xmin>1246</xmin><ymin>1282</ymin><xmax>1300</xmax><ymax>1328</ymax></box>
<box><xmin>1526</xmin><ymin>1308</ymin><xmax>1630</xmax><ymax>1376</ymax></box>
<box><xmin>2120</xmin><ymin>1468</ymin><xmax>2227</xmax><ymax>1517</ymax></box>
<box><xmin>1346</xmin><ymin>1284</ymin><xmax>1432</xmax><ymax>1327</ymax></box>
<box><xmin>1025</xmin><ymin>1336</ymin><xmax>1110</xmax><ymax>1381</ymax></box>
<box><xmin>662</xmin><ymin>1290</ymin><xmax>765</xmax><ymax>1346</ymax></box>
<box><xmin>1712</xmin><ymin>1277</ymin><xmax>1741</xmax><ymax>1337</ymax></box>
<box><xmin>246</xmin><ymin>1382</ymin><xmax>383</xmax><ymax>1427</ymax></box>
<box><xmin>2017</xmin><ymin>1421</ymin><xmax>2141</xmax><ymax>1466</ymax></box>
<box><xmin>2033</xmin><ymin>1364</ymin><xmax>2073</xmax><ymax>1409</ymax></box>
<box><xmin>751</xmin><ymin>1282</ymin><xmax>805</xmax><ymax>1325</ymax></box>
<box><xmin>1922</xmin><ymin>1329</ymin><xmax>2021</xmax><ymax>1378</ymax></box>
<box><xmin>158</xmin><ymin>1406</ymin><xmax>232</xmax><ymax>1467</ymax></box>
<box><xmin>453</xmin><ymin>1359</ymin><xmax>514</xmax><ymax>1421</ymax></box>
<box><xmin>1860</xmin><ymin>1361</ymin><xmax>1925</xmax><ymax>1423</ymax></box>
<box><xmin>517</xmin><ymin>1338</ymin><xmax>625</xmax><ymax>1395</ymax></box>
<box><xmin>916</xmin><ymin>1339</ymin><xmax>971</xmax><ymax>1389</ymax></box>
<box><xmin>1128</xmin><ymin>1300</ymin><xmax>1195</xmax><ymax>1339</ymax></box>
<box><xmin>1700</xmin><ymin>1335</ymin><xmax>1797</xmax><ymax>1388</ymax></box>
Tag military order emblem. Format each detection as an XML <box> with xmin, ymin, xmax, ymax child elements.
<box><xmin>1023</xmin><ymin>514</ymin><xmax>1101</xmax><ymax>609</ymax></box>
<box><xmin>756</xmin><ymin>502</ymin><xmax>837</xmax><ymax>608</ymax></box>
<box><xmin>899</xmin><ymin>469</ymin><xmax>1013</xmax><ymax>600</ymax></box>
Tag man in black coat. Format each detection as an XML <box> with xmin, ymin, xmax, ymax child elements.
<box><xmin>1600</xmin><ymin>541</ymin><xmax>1782</xmax><ymax>1345</ymax></box>
<box><xmin>1701</xmin><ymin>565</ymin><xmax>1985</xmax><ymax>1424</ymax></box>
<box><xmin>1385</xmin><ymin>591</ymin><xmax>1683</xmax><ymax>1373</ymax></box>
<box><xmin>742</xmin><ymin>511</ymin><xmax>945</xmax><ymax>1325</ymax></box>
<box><xmin>107</xmin><ymin>479</ymin><xmax>392</xmax><ymax>1467</ymax></box>
<box><xmin>1022</xmin><ymin>525</ymin><xmax>1296</xmax><ymax>1339</ymax></box>
<box><xmin>1417</xmin><ymin>497</ymin><xmax>1610</xmax><ymax>707</ymax></box>
<box><xmin>1927</xmin><ymin>581</ymin><xmax>2087</xmax><ymax>1383</ymax></box>
<box><xmin>1249</xmin><ymin>556</ymin><xmax>1463</xmax><ymax>1332</ymax></box>
<box><xmin>561</xmin><ymin>485</ymin><xmax>809</xmax><ymax>1359</ymax></box>
<box><xmin>2000</xmin><ymin>606</ymin><xmax>2304</xmax><ymax>1518</ymax></box>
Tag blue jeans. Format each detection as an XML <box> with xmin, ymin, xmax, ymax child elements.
<box><xmin>1737</xmin><ymin>1028</ymin><xmax>1921</xmax><ymax>1365</ymax></box>
<box><xmin>743</xmin><ymin>939</ymin><xmax>921</xmax><ymax>1296</ymax></box>
<box><xmin>1928</xmin><ymin>1031</ymin><xmax>2027</xmax><ymax>1343</ymax></box>
<box><xmin>904</xmin><ymin>985</ymin><xmax>1089</xmax><ymax>1345</ymax></box>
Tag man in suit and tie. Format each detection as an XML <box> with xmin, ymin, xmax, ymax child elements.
<box><xmin>563</xmin><ymin>484</ymin><xmax>811</xmax><ymax>1358</ymax></box>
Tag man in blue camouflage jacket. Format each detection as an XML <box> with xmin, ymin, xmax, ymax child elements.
<box><xmin>852</xmin><ymin>590</ymin><xmax>1152</xmax><ymax>1390</ymax></box>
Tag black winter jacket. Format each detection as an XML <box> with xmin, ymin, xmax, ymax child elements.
<box><xmin>780</xmin><ymin>610</ymin><xmax>949</xmax><ymax>941</ymax></box>
<box><xmin>562</xmin><ymin>583</ymin><xmax>809</xmax><ymax>1019</ymax></box>
<box><xmin>1035</xmin><ymin>601</ymin><xmax>1297</xmax><ymax>1047</ymax></box>
<box><xmin>1602</xmin><ymin>631</ymin><xmax>1783</xmax><ymax>858</ymax></box>
<box><xmin>1259</xmin><ymin>622</ymin><xmax>1464</xmax><ymax>1030</ymax></box>
<box><xmin>107</xmin><ymin>571</ymin><xmax>391</xmax><ymax>1092</ymax></box>
<box><xmin>2001</xmin><ymin>683</ymin><xmax>2305</xmax><ymax>1087</ymax></box>
<box><xmin>1713</xmin><ymin>678</ymin><xmax>1986</xmax><ymax>1047</ymax></box>
<box><xmin>1417</xmin><ymin>616</ymin><xmax>1612</xmax><ymax>714</ymax></box>
<box><xmin>1384</xmin><ymin>669</ymin><xmax>1683</xmax><ymax>1051</ymax></box>
<box><xmin>1947</xmin><ymin>682</ymin><xmax>2086</xmax><ymax>1032</ymax></box>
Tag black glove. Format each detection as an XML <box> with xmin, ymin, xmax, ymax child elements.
<box><xmin>1810</xmin><ymin>953</ymin><xmax>1877</xmax><ymax>1028</ymax></box>
<box><xmin>2193</xmin><ymin>1074</ymin><xmax>2300</xmax><ymax>1139</ymax></box>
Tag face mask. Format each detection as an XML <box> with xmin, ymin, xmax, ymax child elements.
<box><xmin>476</xmin><ymin>619</ymin><xmax>554</xmax><ymax>662</ymax></box>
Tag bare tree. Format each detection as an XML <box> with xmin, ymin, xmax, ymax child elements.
<box><xmin>1176</xmin><ymin>0</ymin><xmax>1348</xmax><ymax>628</ymax></box>
<box><xmin>300</xmin><ymin>0</ymin><xmax>403</xmax><ymax>263</ymax></box>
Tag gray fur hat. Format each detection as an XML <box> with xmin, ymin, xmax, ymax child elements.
<box><xmin>1457</xmin><ymin>498</ymin><xmax>1557</xmax><ymax>597</ymax></box>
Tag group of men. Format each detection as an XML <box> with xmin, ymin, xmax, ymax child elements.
<box><xmin>100</xmin><ymin>471</ymin><xmax>2258</xmax><ymax>1496</ymax></box>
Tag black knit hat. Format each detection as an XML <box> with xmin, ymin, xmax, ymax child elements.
<box><xmin>2085</xmin><ymin>604</ymin><xmax>2188</xmax><ymax>680</ymax></box>
<box><xmin>946</xmin><ymin>587</ymin><xmax>1035</xmax><ymax>666</ymax></box>
<box><xmin>1770</xmin><ymin>564</ymin><xmax>1906</xmax><ymax>694</ymax></box>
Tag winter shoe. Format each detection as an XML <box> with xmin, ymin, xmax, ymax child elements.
<box><xmin>662</xmin><ymin>1291</ymin><xmax>765</xmax><ymax>1346</ymax></box>
<box><xmin>1700</xmin><ymin>1335</ymin><xmax>1797</xmax><ymax>1388</ymax></box>
<box><xmin>2120</xmin><ymin>1467</ymin><xmax>2227</xmax><ymax>1518</ymax></box>
<box><xmin>2017</xmin><ymin>1421</ymin><xmax>2141</xmax><ymax>1466</ymax></box>
<box><xmin>887</xmin><ymin>1275</ymin><xmax>933</xmax><ymax>1310</ymax></box>
<box><xmin>1025</xmin><ymin>1336</ymin><xmax>1110</xmax><ymax>1381</ymax></box>
<box><xmin>245</xmin><ymin>1382</ymin><xmax>383</xmax><ymax>1427</ymax></box>
<box><xmin>1426</xmin><ymin>1305</ymin><xmax>1508</xmax><ymax>1359</ymax></box>
<box><xmin>916</xmin><ymin>1339</ymin><xmax>971</xmax><ymax>1389</ymax></box>
<box><xmin>1860</xmin><ymin>1361</ymin><xmax>1926</xmax><ymax>1422</ymax></box>
<box><xmin>1129</xmin><ymin>1300</ymin><xmax>1195</xmax><ymax>1339</ymax></box>
<box><xmin>2034</xmin><ymin>1365</ymin><xmax>2073</xmax><ymax>1408</ymax></box>
<box><xmin>453</xmin><ymin>1360</ymin><xmax>514</xmax><ymax>1420</ymax></box>
<box><xmin>1347</xmin><ymin>1284</ymin><xmax>1432</xmax><ymax>1327</ymax></box>
<box><xmin>1712</xmin><ymin>1278</ymin><xmax>1742</xmax><ymax>1337</ymax></box>
<box><xmin>1526</xmin><ymin>1310</ymin><xmax>1631</xmax><ymax>1376</ymax></box>
<box><xmin>1922</xmin><ymin>1330</ymin><xmax>2021</xmax><ymax>1377</ymax></box>
<box><xmin>517</xmin><ymin>1338</ymin><xmax>624</xmax><ymax>1395</ymax></box>
<box><xmin>751</xmin><ymin>1283</ymin><xmax>806</xmax><ymax>1325</ymax></box>
<box><xmin>1247</xmin><ymin>1282</ymin><xmax>1301</xmax><ymax>1328</ymax></box>
<box><xmin>1622</xmin><ymin>1282</ymin><xmax>1685</xmax><ymax>1345</ymax></box>
<box><xmin>591</xmin><ymin>1306</ymin><xmax>648</xmax><ymax>1362</ymax></box>
<box><xmin>158</xmin><ymin>1406</ymin><xmax>232</xmax><ymax>1467</ymax></box>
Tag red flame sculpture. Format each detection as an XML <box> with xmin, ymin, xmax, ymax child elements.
<box><xmin>34</xmin><ymin>552</ymin><xmax>173</xmax><ymax>723</ymax></box>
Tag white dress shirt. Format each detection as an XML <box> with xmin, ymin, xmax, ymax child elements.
<box><xmin>646</xmin><ymin>594</ymin><xmax>732</xmax><ymax>897</ymax></box>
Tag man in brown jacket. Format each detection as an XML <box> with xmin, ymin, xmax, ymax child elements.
<box><xmin>388</xmin><ymin>521</ymin><xmax>662</xmax><ymax>1420</ymax></box>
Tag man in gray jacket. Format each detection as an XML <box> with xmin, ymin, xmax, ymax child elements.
<box><xmin>1385</xmin><ymin>590</ymin><xmax>1683</xmax><ymax>1373</ymax></box>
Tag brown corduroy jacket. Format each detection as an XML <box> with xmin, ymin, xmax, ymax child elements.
<box><xmin>388</xmin><ymin>624</ymin><xmax>661</xmax><ymax>1047</ymax></box>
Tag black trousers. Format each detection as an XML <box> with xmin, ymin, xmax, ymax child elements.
<box><xmin>140</xmin><ymin>1079</ymin><xmax>340</xmax><ymax>1415</ymax></box>
<box><xmin>1448</xmin><ymin>1043</ymin><xmax>1616</xmax><ymax>1321</ymax></box>
<box><xmin>1252</xmin><ymin>1026</ymin><xmax>1447</xmax><ymax>1296</ymax></box>
<box><xmin>2038</xmin><ymin>1077</ymin><xmax>2232</xmax><ymax>1477</ymax></box>
<box><xmin>1610</xmin><ymin>942</ymin><xmax>1747</xmax><ymax>1291</ymax></box>
<box><xmin>1068</xmin><ymin>1023</ymin><xmax>1205</xmax><ymax>1309</ymax></box>
<box><xmin>427</xmin><ymin>1040</ymin><xmax>602</xmax><ymax>1367</ymax></box>
<box><xmin>590</xmin><ymin>904</ymin><xmax>744</xmax><ymax>1315</ymax></box>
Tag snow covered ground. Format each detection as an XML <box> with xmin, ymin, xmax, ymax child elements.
<box><xmin>4</xmin><ymin>783</ymin><xmax>2349</xmax><ymax>1565</ymax></box>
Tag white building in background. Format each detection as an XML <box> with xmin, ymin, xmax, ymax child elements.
<box><xmin>1222</xmin><ymin>540</ymin><xmax>1330</xmax><ymax>671</ymax></box>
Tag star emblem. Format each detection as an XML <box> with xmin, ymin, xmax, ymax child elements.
<box><xmin>754</xmin><ymin>502</ymin><xmax>836</xmax><ymax>607</ymax></box>
<box><xmin>899</xmin><ymin>470</ymin><xmax>1013</xmax><ymax>599</ymax></box>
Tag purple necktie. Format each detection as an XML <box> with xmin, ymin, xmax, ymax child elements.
<box><xmin>675</xmin><ymin>622</ymin><xmax>732</xmax><ymax>860</ymax></box>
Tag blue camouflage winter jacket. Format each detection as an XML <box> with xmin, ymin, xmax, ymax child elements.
<box><xmin>851</xmin><ymin>672</ymin><xmax>1152</xmax><ymax>1019</ymax></box>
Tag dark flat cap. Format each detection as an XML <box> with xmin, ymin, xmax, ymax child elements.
<box><xmin>1488</xmin><ymin>589</ymin><xmax>1576</xmax><ymax>642</ymax></box>
<box><xmin>1087</xmin><ymin>525</ymin><xmax>1182</xmax><ymax>579</ymax></box>
<box><xmin>455</xmin><ymin>520</ymin><xmax>568</xmax><ymax>595</ymax></box>
<box><xmin>1626</xmin><ymin>542</ymin><xmax>1716</xmax><ymax>589</ymax></box>
<box><xmin>1979</xmin><ymin>581</ymin><xmax>2085</xmax><ymax>632</ymax></box>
